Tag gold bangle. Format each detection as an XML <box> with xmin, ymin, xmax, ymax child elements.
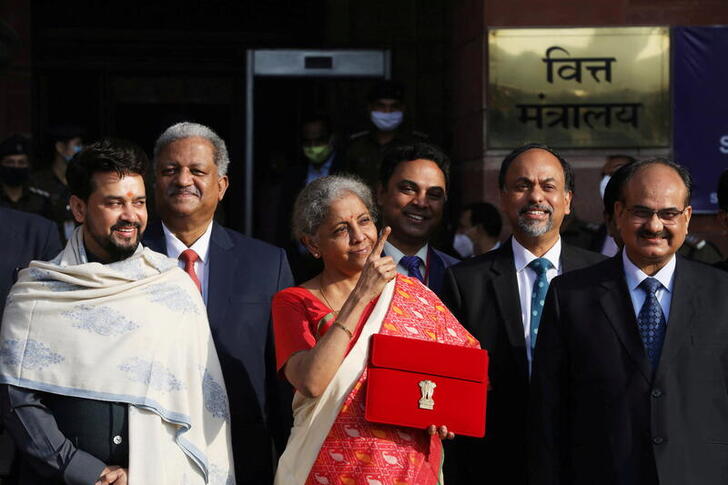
<box><xmin>332</xmin><ymin>322</ymin><xmax>353</xmax><ymax>340</ymax></box>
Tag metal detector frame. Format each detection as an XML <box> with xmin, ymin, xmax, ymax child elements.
<box><xmin>244</xmin><ymin>49</ymin><xmax>391</xmax><ymax>235</ymax></box>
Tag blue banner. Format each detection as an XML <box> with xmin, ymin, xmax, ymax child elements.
<box><xmin>673</xmin><ymin>26</ymin><xmax>728</xmax><ymax>212</ymax></box>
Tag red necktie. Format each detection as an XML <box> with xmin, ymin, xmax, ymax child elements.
<box><xmin>179</xmin><ymin>249</ymin><xmax>201</xmax><ymax>293</ymax></box>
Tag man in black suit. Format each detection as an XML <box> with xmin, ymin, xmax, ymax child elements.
<box><xmin>376</xmin><ymin>142</ymin><xmax>459</xmax><ymax>297</ymax></box>
<box><xmin>142</xmin><ymin>122</ymin><xmax>294</xmax><ymax>484</ymax></box>
<box><xmin>0</xmin><ymin>208</ymin><xmax>61</xmax><ymax>480</ymax></box>
<box><xmin>441</xmin><ymin>143</ymin><xmax>604</xmax><ymax>484</ymax></box>
<box><xmin>530</xmin><ymin>159</ymin><xmax>728</xmax><ymax>484</ymax></box>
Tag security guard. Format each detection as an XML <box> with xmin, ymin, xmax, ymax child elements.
<box><xmin>0</xmin><ymin>134</ymin><xmax>52</xmax><ymax>219</ymax></box>
<box><xmin>32</xmin><ymin>125</ymin><xmax>84</xmax><ymax>242</ymax></box>
<box><xmin>343</xmin><ymin>80</ymin><xmax>428</xmax><ymax>189</ymax></box>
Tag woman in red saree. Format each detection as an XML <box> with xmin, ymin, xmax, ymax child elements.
<box><xmin>273</xmin><ymin>175</ymin><xmax>479</xmax><ymax>485</ymax></box>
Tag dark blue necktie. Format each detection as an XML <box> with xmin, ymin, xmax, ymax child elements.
<box><xmin>529</xmin><ymin>258</ymin><xmax>553</xmax><ymax>351</ymax></box>
<box><xmin>637</xmin><ymin>277</ymin><xmax>666</xmax><ymax>370</ymax></box>
<box><xmin>400</xmin><ymin>255</ymin><xmax>425</xmax><ymax>283</ymax></box>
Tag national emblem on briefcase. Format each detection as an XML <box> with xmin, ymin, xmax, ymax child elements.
<box><xmin>418</xmin><ymin>379</ymin><xmax>436</xmax><ymax>410</ymax></box>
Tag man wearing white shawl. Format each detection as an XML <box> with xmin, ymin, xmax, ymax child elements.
<box><xmin>0</xmin><ymin>138</ymin><xmax>234</xmax><ymax>485</ymax></box>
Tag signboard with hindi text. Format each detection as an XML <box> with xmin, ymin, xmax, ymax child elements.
<box><xmin>488</xmin><ymin>27</ymin><xmax>670</xmax><ymax>149</ymax></box>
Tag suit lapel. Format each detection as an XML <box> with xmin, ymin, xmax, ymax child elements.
<box><xmin>656</xmin><ymin>257</ymin><xmax>695</xmax><ymax>377</ymax></box>
<box><xmin>561</xmin><ymin>243</ymin><xmax>585</xmax><ymax>272</ymax></box>
<box><xmin>142</xmin><ymin>220</ymin><xmax>167</xmax><ymax>254</ymax></box>
<box><xmin>206</xmin><ymin>222</ymin><xmax>235</xmax><ymax>329</ymax></box>
<box><xmin>427</xmin><ymin>247</ymin><xmax>445</xmax><ymax>295</ymax></box>
<box><xmin>598</xmin><ymin>257</ymin><xmax>653</xmax><ymax>384</ymax></box>
<box><xmin>490</xmin><ymin>242</ymin><xmax>529</xmax><ymax>377</ymax></box>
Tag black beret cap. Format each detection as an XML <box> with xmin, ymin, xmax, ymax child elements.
<box><xmin>367</xmin><ymin>80</ymin><xmax>405</xmax><ymax>103</ymax></box>
<box><xmin>0</xmin><ymin>134</ymin><xmax>31</xmax><ymax>157</ymax></box>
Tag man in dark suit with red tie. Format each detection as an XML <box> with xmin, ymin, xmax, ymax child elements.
<box><xmin>530</xmin><ymin>159</ymin><xmax>728</xmax><ymax>485</ymax></box>
<box><xmin>441</xmin><ymin>143</ymin><xmax>604</xmax><ymax>484</ymax></box>
<box><xmin>142</xmin><ymin>122</ymin><xmax>294</xmax><ymax>485</ymax></box>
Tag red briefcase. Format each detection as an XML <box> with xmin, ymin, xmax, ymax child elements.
<box><xmin>364</xmin><ymin>333</ymin><xmax>489</xmax><ymax>438</ymax></box>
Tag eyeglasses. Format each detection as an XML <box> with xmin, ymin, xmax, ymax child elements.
<box><xmin>626</xmin><ymin>207</ymin><xmax>688</xmax><ymax>224</ymax></box>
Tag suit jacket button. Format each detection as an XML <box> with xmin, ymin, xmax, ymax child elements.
<box><xmin>113</xmin><ymin>435</ymin><xmax>123</xmax><ymax>445</ymax></box>
<box><xmin>652</xmin><ymin>436</ymin><xmax>665</xmax><ymax>445</ymax></box>
<box><xmin>651</xmin><ymin>389</ymin><xmax>662</xmax><ymax>398</ymax></box>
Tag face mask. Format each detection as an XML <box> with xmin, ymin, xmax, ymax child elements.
<box><xmin>370</xmin><ymin>110</ymin><xmax>403</xmax><ymax>132</ymax></box>
<box><xmin>599</xmin><ymin>175</ymin><xmax>611</xmax><ymax>200</ymax></box>
<box><xmin>303</xmin><ymin>144</ymin><xmax>333</xmax><ymax>165</ymax></box>
<box><xmin>63</xmin><ymin>144</ymin><xmax>83</xmax><ymax>162</ymax></box>
<box><xmin>0</xmin><ymin>166</ymin><xmax>30</xmax><ymax>187</ymax></box>
<box><xmin>453</xmin><ymin>233</ymin><xmax>474</xmax><ymax>258</ymax></box>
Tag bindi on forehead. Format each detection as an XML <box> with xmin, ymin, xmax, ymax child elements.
<box><xmin>127</xmin><ymin>192</ymin><xmax>134</xmax><ymax>198</ymax></box>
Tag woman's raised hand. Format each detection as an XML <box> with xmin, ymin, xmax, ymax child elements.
<box><xmin>353</xmin><ymin>226</ymin><xmax>397</xmax><ymax>302</ymax></box>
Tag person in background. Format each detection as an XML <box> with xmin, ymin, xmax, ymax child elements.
<box><xmin>376</xmin><ymin>142</ymin><xmax>458</xmax><ymax>298</ymax></box>
<box><xmin>344</xmin><ymin>80</ymin><xmax>428</xmax><ymax>189</ymax></box>
<box><xmin>441</xmin><ymin>143</ymin><xmax>604</xmax><ymax>485</ymax></box>
<box><xmin>273</xmin><ymin>174</ymin><xmax>477</xmax><ymax>485</ymax></box>
<box><xmin>142</xmin><ymin>121</ymin><xmax>294</xmax><ymax>485</ymax></box>
<box><xmin>32</xmin><ymin>125</ymin><xmax>85</xmax><ymax>242</ymax></box>
<box><xmin>0</xmin><ymin>134</ymin><xmax>52</xmax><ymax>220</ymax></box>
<box><xmin>280</xmin><ymin>113</ymin><xmax>345</xmax><ymax>282</ymax></box>
<box><xmin>530</xmin><ymin>158</ymin><xmax>728</xmax><ymax>485</ymax></box>
<box><xmin>454</xmin><ymin>202</ymin><xmax>503</xmax><ymax>258</ymax></box>
<box><xmin>561</xmin><ymin>154</ymin><xmax>635</xmax><ymax>255</ymax></box>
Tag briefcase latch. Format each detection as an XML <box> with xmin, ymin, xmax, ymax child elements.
<box><xmin>418</xmin><ymin>380</ymin><xmax>436</xmax><ymax>410</ymax></box>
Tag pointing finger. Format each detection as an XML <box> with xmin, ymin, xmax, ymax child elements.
<box><xmin>369</xmin><ymin>226</ymin><xmax>391</xmax><ymax>260</ymax></box>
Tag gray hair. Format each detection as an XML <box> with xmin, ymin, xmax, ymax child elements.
<box><xmin>153</xmin><ymin>122</ymin><xmax>230</xmax><ymax>176</ymax></box>
<box><xmin>292</xmin><ymin>174</ymin><xmax>377</xmax><ymax>241</ymax></box>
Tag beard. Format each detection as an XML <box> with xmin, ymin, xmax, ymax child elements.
<box><xmin>517</xmin><ymin>203</ymin><xmax>553</xmax><ymax>237</ymax></box>
<box><xmin>89</xmin><ymin>221</ymin><xmax>143</xmax><ymax>262</ymax></box>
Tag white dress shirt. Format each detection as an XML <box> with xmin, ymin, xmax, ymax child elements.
<box><xmin>162</xmin><ymin>221</ymin><xmax>214</xmax><ymax>304</ymax></box>
<box><xmin>512</xmin><ymin>237</ymin><xmax>562</xmax><ymax>367</ymax></box>
<box><xmin>600</xmin><ymin>234</ymin><xmax>619</xmax><ymax>257</ymax></box>
<box><xmin>621</xmin><ymin>248</ymin><xmax>675</xmax><ymax>322</ymax></box>
<box><xmin>384</xmin><ymin>241</ymin><xmax>429</xmax><ymax>280</ymax></box>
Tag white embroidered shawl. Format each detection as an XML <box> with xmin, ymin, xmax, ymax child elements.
<box><xmin>0</xmin><ymin>227</ymin><xmax>234</xmax><ymax>484</ymax></box>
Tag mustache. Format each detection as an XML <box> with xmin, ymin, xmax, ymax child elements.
<box><xmin>111</xmin><ymin>221</ymin><xmax>142</xmax><ymax>231</ymax></box>
<box><xmin>168</xmin><ymin>186</ymin><xmax>201</xmax><ymax>197</ymax></box>
<box><xmin>404</xmin><ymin>208</ymin><xmax>430</xmax><ymax>217</ymax></box>
<box><xmin>519</xmin><ymin>203</ymin><xmax>553</xmax><ymax>216</ymax></box>
<box><xmin>637</xmin><ymin>228</ymin><xmax>669</xmax><ymax>239</ymax></box>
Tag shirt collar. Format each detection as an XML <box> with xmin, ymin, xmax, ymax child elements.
<box><xmin>162</xmin><ymin>220</ymin><xmax>214</xmax><ymax>264</ymax></box>
<box><xmin>384</xmin><ymin>241</ymin><xmax>429</xmax><ymax>265</ymax></box>
<box><xmin>621</xmin><ymin>248</ymin><xmax>676</xmax><ymax>293</ymax></box>
<box><xmin>511</xmin><ymin>237</ymin><xmax>562</xmax><ymax>273</ymax></box>
<box><xmin>308</xmin><ymin>150</ymin><xmax>336</xmax><ymax>174</ymax></box>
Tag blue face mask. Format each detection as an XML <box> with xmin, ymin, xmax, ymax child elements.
<box><xmin>370</xmin><ymin>110</ymin><xmax>403</xmax><ymax>132</ymax></box>
<box><xmin>63</xmin><ymin>144</ymin><xmax>83</xmax><ymax>162</ymax></box>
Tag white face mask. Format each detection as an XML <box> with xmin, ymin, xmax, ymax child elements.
<box><xmin>453</xmin><ymin>233</ymin><xmax>474</xmax><ymax>258</ymax></box>
<box><xmin>370</xmin><ymin>110</ymin><xmax>403</xmax><ymax>132</ymax></box>
<box><xmin>599</xmin><ymin>175</ymin><xmax>611</xmax><ymax>200</ymax></box>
